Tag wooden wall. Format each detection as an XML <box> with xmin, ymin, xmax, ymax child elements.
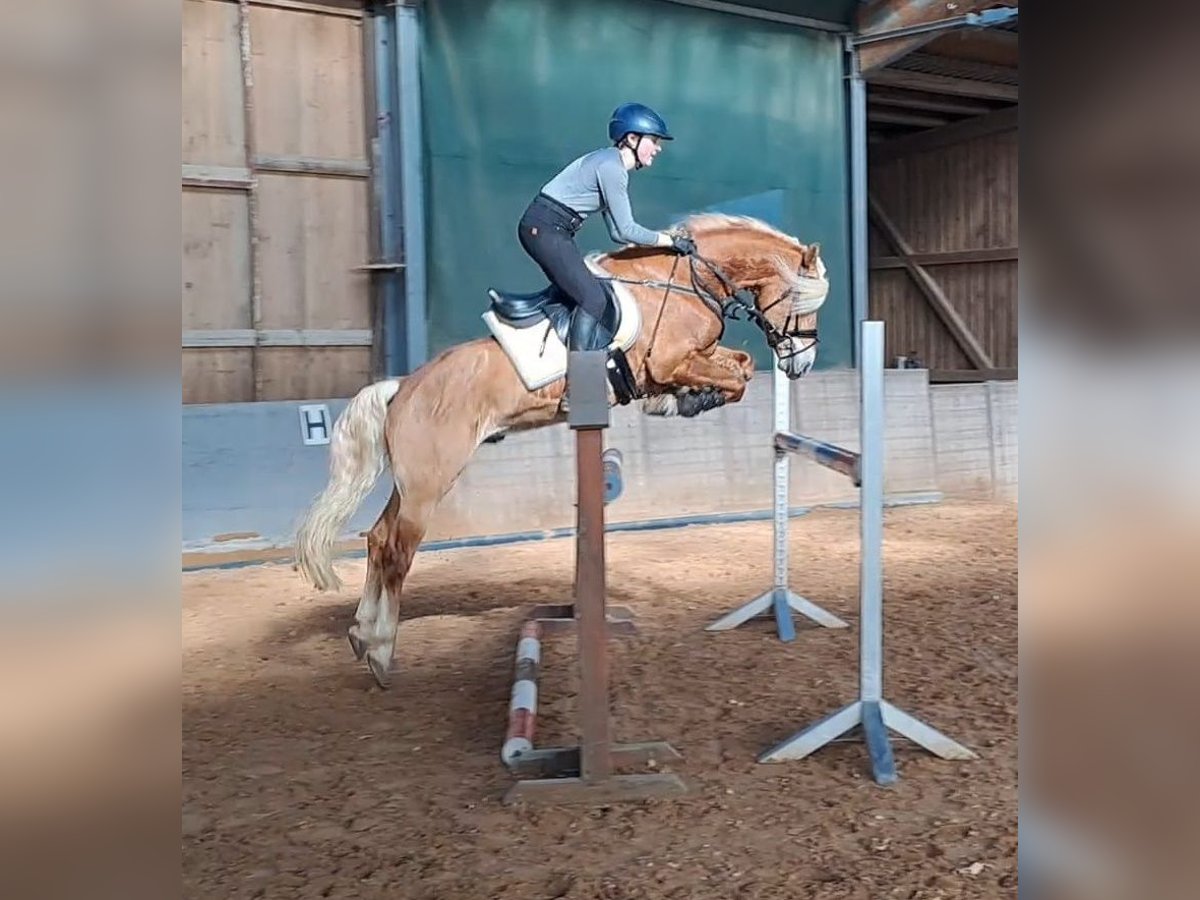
<box><xmin>182</xmin><ymin>0</ymin><xmax>374</xmax><ymax>403</ymax></box>
<box><xmin>868</xmin><ymin>127</ymin><xmax>1018</xmax><ymax>380</ymax></box>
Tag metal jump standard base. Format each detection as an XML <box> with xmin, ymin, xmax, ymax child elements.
<box><xmin>705</xmin><ymin>362</ymin><xmax>849</xmax><ymax>642</ymax></box>
<box><xmin>754</xmin><ymin>321</ymin><xmax>976</xmax><ymax>784</ymax></box>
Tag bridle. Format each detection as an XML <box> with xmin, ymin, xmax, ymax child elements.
<box><xmin>687</xmin><ymin>250</ymin><xmax>821</xmax><ymax>360</ymax></box>
<box><xmin>604</xmin><ymin>245</ymin><xmax>821</xmax><ymax>361</ymax></box>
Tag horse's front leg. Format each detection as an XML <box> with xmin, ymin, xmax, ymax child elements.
<box><xmin>715</xmin><ymin>346</ymin><xmax>756</xmax><ymax>384</ymax></box>
<box><xmin>642</xmin><ymin>347</ymin><xmax>754</xmax><ymax>417</ymax></box>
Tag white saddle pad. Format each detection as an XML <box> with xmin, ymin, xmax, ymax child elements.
<box><xmin>481</xmin><ymin>258</ymin><xmax>641</xmax><ymax>391</ymax></box>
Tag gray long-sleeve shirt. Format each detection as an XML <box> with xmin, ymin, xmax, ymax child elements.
<box><xmin>540</xmin><ymin>147</ymin><xmax>662</xmax><ymax>247</ymax></box>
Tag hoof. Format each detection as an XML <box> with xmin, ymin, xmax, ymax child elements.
<box><xmin>677</xmin><ymin>386</ymin><xmax>724</xmax><ymax>418</ymax></box>
<box><xmin>347</xmin><ymin>630</ymin><xmax>368</xmax><ymax>661</ymax></box>
<box><xmin>367</xmin><ymin>655</ymin><xmax>392</xmax><ymax>689</ymax></box>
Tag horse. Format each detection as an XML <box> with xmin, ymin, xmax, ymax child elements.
<box><xmin>294</xmin><ymin>212</ymin><xmax>830</xmax><ymax>687</ymax></box>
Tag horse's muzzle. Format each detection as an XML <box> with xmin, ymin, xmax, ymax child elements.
<box><xmin>778</xmin><ymin>342</ymin><xmax>816</xmax><ymax>379</ymax></box>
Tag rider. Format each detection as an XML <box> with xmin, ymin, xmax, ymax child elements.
<box><xmin>516</xmin><ymin>102</ymin><xmax>697</xmax><ymax>356</ymax></box>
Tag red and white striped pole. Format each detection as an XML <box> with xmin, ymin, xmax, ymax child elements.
<box><xmin>501</xmin><ymin>620</ymin><xmax>542</xmax><ymax>767</ymax></box>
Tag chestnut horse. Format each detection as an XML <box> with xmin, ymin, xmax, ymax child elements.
<box><xmin>295</xmin><ymin>213</ymin><xmax>829</xmax><ymax>687</ymax></box>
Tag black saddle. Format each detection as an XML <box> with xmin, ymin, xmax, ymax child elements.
<box><xmin>487</xmin><ymin>281</ymin><xmax>621</xmax><ymax>349</ymax></box>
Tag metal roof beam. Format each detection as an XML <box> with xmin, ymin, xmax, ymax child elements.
<box><xmin>651</xmin><ymin>0</ymin><xmax>848</xmax><ymax>32</ymax></box>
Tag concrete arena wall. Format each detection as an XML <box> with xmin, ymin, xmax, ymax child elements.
<box><xmin>182</xmin><ymin>370</ymin><xmax>1017</xmax><ymax>567</ymax></box>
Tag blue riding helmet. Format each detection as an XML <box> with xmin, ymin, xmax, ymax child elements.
<box><xmin>608</xmin><ymin>102</ymin><xmax>674</xmax><ymax>143</ymax></box>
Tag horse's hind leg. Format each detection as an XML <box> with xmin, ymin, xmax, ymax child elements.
<box><xmin>347</xmin><ymin>562</ymin><xmax>378</xmax><ymax>661</ymax></box>
<box><xmin>362</xmin><ymin>501</ymin><xmax>431</xmax><ymax>688</ymax></box>
<box><xmin>348</xmin><ymin>489</ymin><xmax>400</xmax><ymax>661</ymax></box>
<box><xmin>352</xmin><ymin>343</ymin><xmax>535</xmax><ymax>687</ymax></box>
<box><xmin>359</xmin><ymin>432</ymin><xmax>488</xmax><ymax>687</ymax></box>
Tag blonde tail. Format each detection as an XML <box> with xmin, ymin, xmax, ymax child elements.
<box><xmin>295</xmin><ymin>379</ymin><xmax>402</xmax><ymax>591</ymax></box>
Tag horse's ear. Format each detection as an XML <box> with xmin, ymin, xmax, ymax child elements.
<box><xmin>802</xmin><ymin>242</ymin><xmax>821</xmax><ymax>267</ymax></box>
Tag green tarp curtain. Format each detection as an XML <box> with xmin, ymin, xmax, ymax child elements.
<box><xmin>419</xmin><ymin>0</ymin><xmax>851</xmax><ymax>370</ymax></box>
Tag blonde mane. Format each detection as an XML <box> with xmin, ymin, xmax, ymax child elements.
<box><xmin>672</xmin><ymin>212</ymin><xmax>804</xmax><ymax>249</ymax></box>
<box><xmin>676</xmin><ymin>214</ymin><xmax>827</xmax><ymax>313</ymax></box>
<box><xmin>588</xmin><ymin>213</ymin><xmax>826</xmax><ymax>314</ymax></box>
<box><xmin>591</xmin><ymin>213</ymin><xmax>805</xmax><ymax>265</ymax></box>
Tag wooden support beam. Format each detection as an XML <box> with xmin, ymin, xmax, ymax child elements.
<box><xmin>245</xmin><ymin>0</ymin><xmax>364</xmax><ymax>18</ymax></box>
<box><xmin>868</xmin><ymin>68</ymin><xmax>1018</xmax><ymax>102</ymax></box>
<box><xmin>857</xmin><ymin>0</ymin><xmax>950</xmax><ymax>34</ymax></box>
<box><xmin>254</xmin><ymin>155</ymin><xmax>371</xmax><ymax>178</ymax></box>
<box><xmin>899</xmin><ymin>51</ymin><xmax>1019</xmax><ymax>85</ymax></box>
<box><xmin>925</xmin><ymin>27</ymin><xmax>1019</xmax><ymax>67</ymax></box>
<box><xmin>860</xmin><ymin>31</ymin><xmax>940</xmax><ymax>74</ymax></box>
<box><xmin>872</xmin><ymin>105</ymin><xmax>1018</xmax><ymax>161</ymax></box>
<box><xmin>856</xmin><ymin>1</ymin><xmax>1018</xmax><ymax>74</ymax></box>
<box><xmin>868</xmin><ymin>88</ymin><xmax>995</xmax><ymax>117</ymax></box>
<box><xmin>871</xmin><ymin>247</ymin><xmax>1018</xmax><ymax>269</ymax></box>
<box><xmin>930</xmin><ymin>368</ymin><xmax>1017</xmax><ymax>383</ymax></box>
<box><xmin>182</xmin><ymin>164</ymin><xmax>253</xmax><ymax>190</ymax></box>
<box><xmin>183</xmin><ymin>329</ymin><xmax>374</xmax><ymax>348</ymax></box>
<box><xmin>868</xmin><ymin>194</ymin><xmax>994</xmax><ymax>371</ymax></box>
<box><xmin>868</xmin><ymin>107</ymin><xmax>950</xmax><ymax>128</ymax></box>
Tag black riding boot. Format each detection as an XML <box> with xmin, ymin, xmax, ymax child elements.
<box><xmin>567</xmin><ymin>307</ymin><xmax>638</xmax><ymax>404</ymax></box>
<box><xmin>567</xmin><ymin>305</ymin><xmax>613</xmax><ymax>352</ymax></box>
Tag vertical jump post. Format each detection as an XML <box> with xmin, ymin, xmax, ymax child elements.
<box><xmin>756</xmin><ymin>320</ymin><xmax>977</xmax><ymax>784</ymax></box>
<box><xmin>706</xmin><ymin>362</ymin><xmax>849</xmax><ymax>641</ymax></box>
<box><xmin>503</xmin><ymin>349</ymin><xmax>688</xmax><ymax>804</ymax></box>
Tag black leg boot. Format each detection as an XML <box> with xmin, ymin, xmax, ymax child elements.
<box><xmin>567</xmin><ymin>307</ymin><xmax>637</xmax><ymax>405</ymax></box>
<box><xmin>567</xmin><ymin>305</ymin><xmax>611</xmax><ymax>351</ymax></box>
